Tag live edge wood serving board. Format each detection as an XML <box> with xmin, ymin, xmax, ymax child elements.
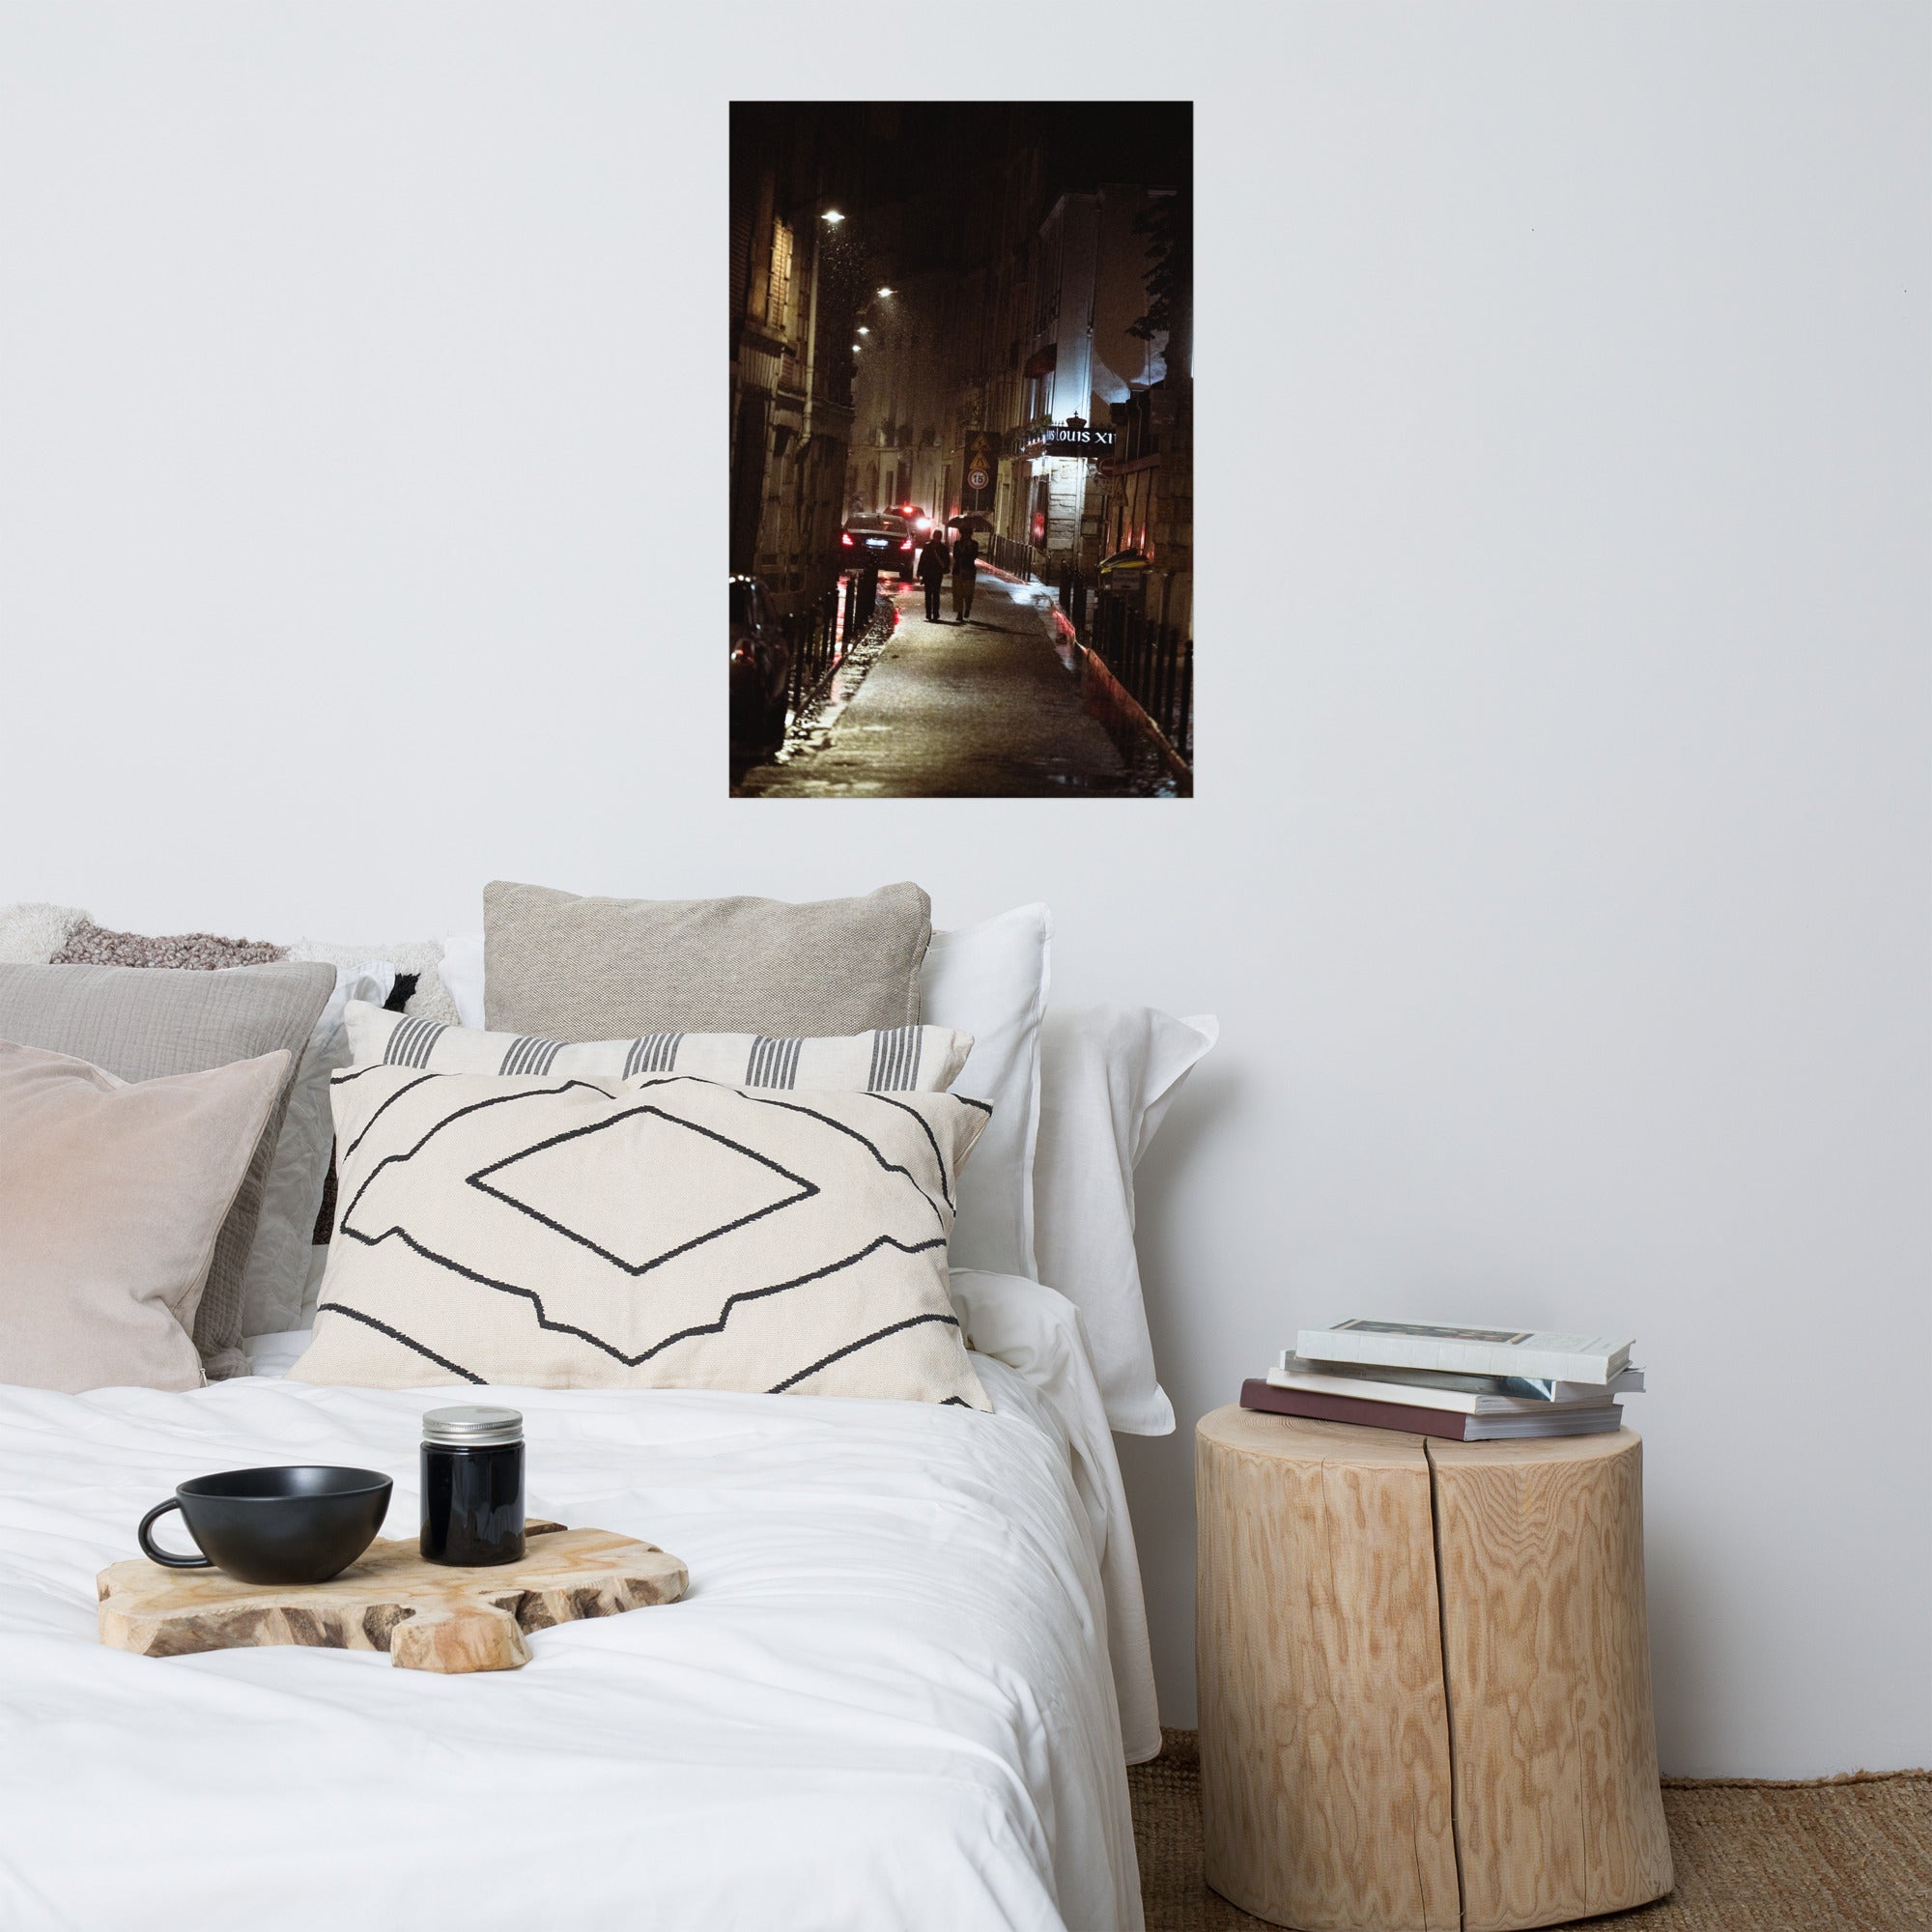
<box><xmin>98</xmin><ymin>1523</ymin><xmax>688</xmax><ymax>1673</ymax></box>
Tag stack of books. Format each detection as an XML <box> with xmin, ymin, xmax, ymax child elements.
<box><xmin>1240</xmin><ymin>1319</ymin><xmax>1643</xmax><ymax>1441</ymax></box>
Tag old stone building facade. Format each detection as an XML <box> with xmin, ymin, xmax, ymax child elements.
<box><xmin>728</xmin><ymin>113</ymin><xmax>859</xmax><ymax>615</ymax></box>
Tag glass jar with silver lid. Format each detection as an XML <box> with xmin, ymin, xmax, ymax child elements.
<box><xmin>419</xmin><ymin>1406</ymin><xmax>525</xmax><ymax>1567</ymax></box>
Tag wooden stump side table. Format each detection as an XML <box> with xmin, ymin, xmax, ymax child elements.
<box><xmin>1195</xmin><ymin>1406</ymin><xmax>1672</xmax><ymax>1932</ymax></box>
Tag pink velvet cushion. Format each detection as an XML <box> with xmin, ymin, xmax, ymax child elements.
<box><xmin>0</xmin><ymin>1040</ymin><xmax>290</xmax><ymax>1393</ymax></box>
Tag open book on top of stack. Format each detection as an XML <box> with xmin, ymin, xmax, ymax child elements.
<box><xmin>1239</xmin><ymin>1320</ymin><xmax>1644</xmax><ymax>1441</ymax></box>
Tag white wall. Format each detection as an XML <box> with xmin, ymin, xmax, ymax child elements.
<box><xmin>1</xmin><ymin>3</ymin><xmax>1925</xmax><ymax>1776</ymax></box>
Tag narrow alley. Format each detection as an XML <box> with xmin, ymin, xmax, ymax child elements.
<box><xmin>736</xmin><ymin>566</ymin><xmax>1172</xmax><ymax>798</ymax></box>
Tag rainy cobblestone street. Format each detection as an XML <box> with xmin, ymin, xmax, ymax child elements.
<box><xmin>735</xmin><ymin>567</ymin><xmax>1174</xmax><ymax>798</ymax></box>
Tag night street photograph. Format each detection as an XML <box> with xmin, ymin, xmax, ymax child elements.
<box><xmin>729</xmin><ymin>101</ymin><xmax>1192</xmax><ymax>798</ymax></box>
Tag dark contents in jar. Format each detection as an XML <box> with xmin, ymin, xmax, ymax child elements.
<box><xmin>419</xmin><ymin>1406</ymin><xmax>526</xmax><ymax>1567</ymax></box>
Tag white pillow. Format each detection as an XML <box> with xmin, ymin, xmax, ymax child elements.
<box><xmin>286</xmin><ymin>937</ymin><xmax>459</xmax><ymax>1024</ymax></box>
<box><xmin>439</xmin><ymin>929</ymin><xmax>486</xmax><ymax>1028</ymax></box>
<box><xmin>920</xmin><ymin>905</ymin><xmax>1051</xmax><ymax>1282</ymax></box>
<box><xmin>0</xmin><ymin>901</ymin><xmax>88</xmax><ymax>963</ymax></box>
<box><xmin>1032</xmin><ymin>1005</ymin><xmax>1217</xmax><ymax>1435</ymax></box>
<box><xmin>238</xmin><ymin>962</ymin><xmax>395</xmax><ymax>1338</ymax></box>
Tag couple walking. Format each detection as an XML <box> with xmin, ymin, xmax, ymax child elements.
<box><xmin>916</xmin><ymin>526</ymin><xmax>980</xmax><ymax>624</ymax></box>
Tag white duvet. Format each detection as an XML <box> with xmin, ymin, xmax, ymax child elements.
<box><xmin>0</xmin><ymin>1272</ymin><xmax>1151</xmax><ymax>1932</ymax></box>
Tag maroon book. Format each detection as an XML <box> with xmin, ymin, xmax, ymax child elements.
<box><xmin>1239</xmin><ymin>1378</ymin><xmax>1486</xmax><ymax>1441</ymax></box>
<box><xmin>1238</xmin><ymin>1379</ymin><xmax>1621</xmax><ymax>1442</ymax></box>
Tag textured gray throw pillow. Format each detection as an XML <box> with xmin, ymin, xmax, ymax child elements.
<box><xmin>484</xmin><ymin>881</ymin><xmax>932</xmax><ymax>1039</ymax></box>
<box><xmin>0</xmin><ymin>959</ymin><xmax>334</xmax><ymax>1378</ymax></box>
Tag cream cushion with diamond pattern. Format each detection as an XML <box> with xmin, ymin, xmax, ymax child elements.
<box><xmin>287</xmin><ymin>1065</ymin><xmax>991</xmax><ymax>1406</ymax></box>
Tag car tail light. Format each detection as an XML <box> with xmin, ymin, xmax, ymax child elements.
<box><xmin>898</xmin><ymin>539</ymin><xmax>911</xmax><ymax>551</ymax></box>
<box><xmin>840</xmin><ymin>532</ymin><xmax>854</xmax><ymax>547</ymax></box>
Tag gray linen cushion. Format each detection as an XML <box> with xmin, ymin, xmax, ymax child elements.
<box><xmin>0</xmin><ymin>960</ymin><xmax>334</xmax><ymax>1378</ymax></box>
<box><xmin>484</xmin><ymin>881</ymin><xmax>931</xmax><ymax>1039</ymax></box>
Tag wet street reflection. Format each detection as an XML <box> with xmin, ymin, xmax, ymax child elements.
<box><xmin>736</xmin><ymin>569</ymin><xmax>1178</xmax><ymax>799</ymax></box>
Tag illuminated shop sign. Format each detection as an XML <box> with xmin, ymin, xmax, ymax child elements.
<box><xmin>1019</xmin><ymin>424</ymin><xmax>1115</xmax><ymax>457</ymax></box>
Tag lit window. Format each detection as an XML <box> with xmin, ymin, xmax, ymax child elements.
<box><xmin>767</xmin><ymin>217</ymin><xmax>794</xmax><ymax>328</ymax></box>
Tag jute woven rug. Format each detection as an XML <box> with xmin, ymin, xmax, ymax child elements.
<box><xmin>1128</xmin><ymin>1730</ymin><xmax>1931</xmax><ymax>1932</ymax></box>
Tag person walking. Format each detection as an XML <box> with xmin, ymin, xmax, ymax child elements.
<box><xmin>950</xmin><ymin>528</ymin><xmax>980</xmax><ymax>622</ymax></box>
<box><xmin>916</xmin><ymin>530</ymin><xmax>951</xmax><ymax>623</ymax></box>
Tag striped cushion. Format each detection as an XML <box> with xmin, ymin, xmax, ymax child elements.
<box><xmin>344</xmin><ymin>1003</ymin><xmax>974</xmax><ymax>1094</ymax></box>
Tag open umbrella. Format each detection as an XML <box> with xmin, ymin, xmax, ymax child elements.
<box><xmin>946</xmin><ymin>513</ymin><xmax>992</xmax><ymax>532</ymax></box>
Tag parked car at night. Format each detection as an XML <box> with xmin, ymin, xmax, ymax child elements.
<box><xmin>838</xmin><ymin>514</ymin><xmax>916</xmax><ymax>581</ymax></box>
<box><xmin>729</xmin><ymin>574</ymin><xmax>790</xmax><ymax>769</ymax></box>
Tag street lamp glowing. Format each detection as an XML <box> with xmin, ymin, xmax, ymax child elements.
<box><xmin>821</xmin><ymin>209</ymin><xmax>844</xmax><ymax>225</ymax></box>
<box><xmin>856</xmin><ymin>326</ymin><xmax>869</xmax><ymax>335</ymax></box>
<box><xmin>876</xmin><ymin>286</ymin><xmax>895</xmax><ymax>298</ymax></box>
<box><xmin>852</xmin><ymin>344</ymin><xmax>862</xmax><ymax>353</ymax></box>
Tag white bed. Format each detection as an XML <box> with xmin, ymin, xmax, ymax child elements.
<box><xmin>0</xmin><ymin>1270</ymin><xmax>1153</xmax><ymax>1932</ymax></box>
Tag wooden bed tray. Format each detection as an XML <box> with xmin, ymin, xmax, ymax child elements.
<box><xmin>98</xmin><ymin>1522</ymin><xmax>688</xmax><ymax>1673</ymax></box>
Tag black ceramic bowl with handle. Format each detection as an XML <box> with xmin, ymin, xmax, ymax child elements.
<box><xmin>138</xmin><ymin>1466</ymin><xmax>392</xmax><ymax>1585</ymax></box>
